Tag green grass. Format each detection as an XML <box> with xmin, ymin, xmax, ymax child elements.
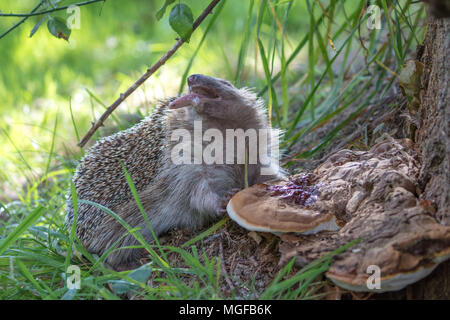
<box><xmin>0</xmin><ymin>0</ymin><xmax>425</xmax><ymax>299</ymax></box>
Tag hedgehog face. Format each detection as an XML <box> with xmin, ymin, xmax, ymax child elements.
<box><xmin>187</xmin><ymin>74</ymin><xmax>236</xmax><ymax>100</ymax></box>
<box><xmin>169</xmin><ymin>74</ymin><xmax>240</xmax><ymax>110</ymax></box>
<box><xmin>168</xmin><ymin>74</ymin><xmax>263</xmax><ymax>124</ymax></box>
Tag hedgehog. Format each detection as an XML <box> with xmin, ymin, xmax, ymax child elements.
<box><xmin>66</xmin><ymin>74</ymin><xmax>284</xmax><ymax>270</ymax></box>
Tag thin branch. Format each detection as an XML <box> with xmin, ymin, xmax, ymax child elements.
<box><xmin>0</xmin><ymin>0</ymin><xmax>105</xmax><ymax>17</ymax></box>
<box><xmin>77</xmin><ymin>0</ymin><xmax>222</xmax><ymax>148</ymax></box>
<box><xmin>0</xmin><ymin>1</ymin><xmax>45</xmax><ymax>40</ymax></box>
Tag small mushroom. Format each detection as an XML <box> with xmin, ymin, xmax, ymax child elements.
<box><xmin>226</xmin><ymin>179</ymin><xmax>339</xmax><ymax>235</ymax></box>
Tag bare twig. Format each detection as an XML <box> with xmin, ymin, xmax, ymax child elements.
<box><xmin>0</xmin><ymin>1</ymin><xmax>45</xmax><ymax>40</ymax></box>
<box><xmin>77</xmin><ymin>0</ymin><xmax>222</xmax><ymax>148</ymax></box>
<box><xmin>0</xmin><ymin>0</ymin><xmax>105</xmax><ymax>17</ymax></box>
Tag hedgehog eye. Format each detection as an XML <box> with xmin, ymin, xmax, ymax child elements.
<box><xmin>220</xmin><ymin>80</ymin><xmax>234</xmax><ymax>88</ymax></box>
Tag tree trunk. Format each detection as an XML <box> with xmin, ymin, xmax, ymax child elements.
<box><xmin>381</xmin><ymin>11</ymin><xmax>450</xmax><ymax>300</ymax></box>
<box><xmin>416</xmin><ymin>14</ymin><xmax>450</xmax><ymax>228</ymax></box>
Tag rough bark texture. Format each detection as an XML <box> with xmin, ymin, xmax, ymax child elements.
<box><xmin>380</xmin><ymin>12</ymin><xmax>450</xmax><ymax>300</ymax></box>
<box><xmin>416</xmin><ymin>16</ymin><xmax>450</xmax><ymax>226</ymax></box>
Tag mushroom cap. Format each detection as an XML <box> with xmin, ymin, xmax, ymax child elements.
<box><xmin>227</xmin><ymin>181</ymin><xmax>339</xmax><ymax>234</ymax></box>
<box><xmin>326</xmin><ymin>249</ymin><xmax>450</xmax><ymax>293</ymax></box>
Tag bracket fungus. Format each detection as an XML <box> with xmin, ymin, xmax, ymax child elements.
<box><xmin>227</xmin><ymin>138</ymin><xmax>450</xmax><ymax>293</ymax></box>
<box><xmin>226</xmin><ymin>174</ymin><xmax>339</xmax><ymax>235</ymax></box>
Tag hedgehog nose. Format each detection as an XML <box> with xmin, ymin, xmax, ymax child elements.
<box><xmin>187</xmin><ymin>74</ymin><xmax>199</xmax><ymax>86</ymax></box>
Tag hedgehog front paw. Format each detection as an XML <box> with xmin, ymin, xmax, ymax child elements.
<box><xmin>218</xmin><ymin>188</ymin><xmax>241</xmax><ymax>215</ymax></box>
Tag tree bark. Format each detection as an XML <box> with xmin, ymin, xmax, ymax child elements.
<box><xmin>381</xmin><ymin>11</ymin><xmax>450</xmax><ymax>300</ymax></box>
<box><xmin>416</xmin><ymin>15</ymin><xmax>450</xmax><ymax>227</ymax></box>
<box><xmin>412</xmin><ymin>11</ymin><xmax>450</xmax><ymax>300</ymax></box>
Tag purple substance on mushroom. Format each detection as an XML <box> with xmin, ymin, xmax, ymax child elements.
<box><xmin>267</xmin><ymin>174</ymin><xmax>320</xmax><ymax>206</ymax></box>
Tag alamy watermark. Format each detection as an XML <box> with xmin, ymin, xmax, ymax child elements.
<box><xmin>66</xmin><ymin>5</ymin><xmax>81</xmax><ymax>48</ymax></box>
<box><xmin>67</xmin><ymin>5</ymin><xmax>81</xmax><ymax>30</ymax></box>
<box><xmin>66</xmin><ymin>265</ymin><xmax>81</xmax><ymax>290</ymax></box>
<box><xmin>366</xmin><ymin>264</ymin><xmax>381</xmax><ymax>290</ymax></box>
<box><xmin>367</xmin><ymin>5</ymin><xmax>382</xmax><ymax>30</ymax></box>
<box><xmin>170</xmin><ymin>121</ymin><xmax>280</xmax><ymax>176</ymax></box>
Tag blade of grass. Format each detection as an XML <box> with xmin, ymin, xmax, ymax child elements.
<box><xmin>0</xmin><ymin>124</ymin><xmax>35</xmax><ymax>176</ymax></box>
<box><xmin>261</xmin><ymin>238</ymin><xmax>360</xmax><ymax>299</ymax></box>
<box><xmin>87</xmin><ymin>227</ymin><xmax>143</xmax><ymax>274</ymax></box>
<box><xmin>65</xmin><ymin>182</ymin><xmax>78</xmax><ymax>275</ymax></box>
<box><xmin>257</xmin><ymin>2</ymin><xmax>336</xmax><ymax>97</ymax></box>
<box><xmin>280</xmin><ymin>0</ymin><xmax>293</xmax><ymax>127</ymax></box>
<box><xmin>85</xmin><ymin>88</ymin><xmax>124</xmax><ymax>131</ymax></box>
<box><xmin>381</xmin><ymin>0</ymin><xmax>403</xmax><ymax>68</ymax></box>
<box><xmin>0</xmin><ymin>205</ymin><xmax>45</xmax><ymax>255</ymax></box>
<box><xmin>235</xmin><ymin>0</ymin><xmax>255</xmax><ymax>86</ymax></box>
<box><xmin>285</xmin><ymin>13</ymin><xmax>368</xmax><ymax>138</ymax></box>
<box><xmin>257</xmin><ymin>38</ymin><xmax>280</xmax><ymax>127</ymax></box>
<box><xmin>284</xmin><ymin>43</ymin><xmax>386</xmax><ymax>149</ymax></box>
<box><xmin>182</xmin><ymin>217</ymin><xmax>229</xmax><ymax>248</ymax></box>
<box><xmin>15</xmin><ymin>258</ymin><xmax>50</xmax><ymax>298</ymax></box>
<box><xmin>120</xmin><ymin>162</ymin><xmax>169</xmax><ymax>264</ymax></box>
<box><xmin>44</xmin><ymin>111</ymin><xmax>58</xmax><ymax>187</ymax></box>
<box><xmin>306</xmin><ymin>0</ymin><xmax>316</xmax><ymax>120</ymax></box>
<box><xmin>297</xmin><ymin>90</ymin><xmax>377</xmax><ymax>159</ymax></box>
<box><xmin>79</xmin><ymin>199</ymin><xmax>168</xmax><ymax>269</ymax></box>
<box><xmin>68</xmin><ymin>97</ymin><xmax>81</xmax><ymax>144</ymax></box>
